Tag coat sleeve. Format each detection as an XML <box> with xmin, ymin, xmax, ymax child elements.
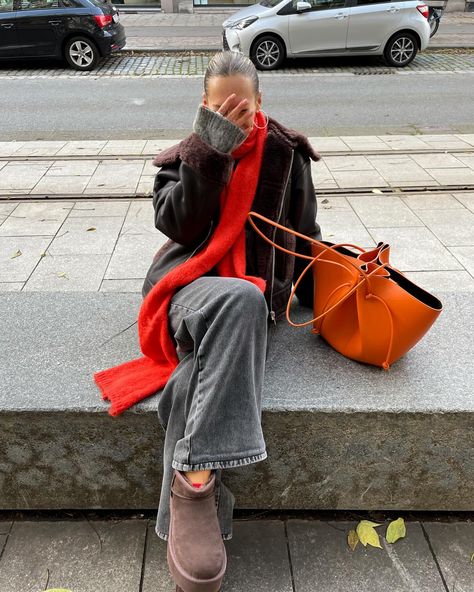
<box><xmin>288</xmin><ymin>150</ymin><xmax>322</xmax><ymax>308</ymax></box>
<box><xmin>152</xmin><ymin>133</ymin><xmax>235</xmax><ymax>247</ymax></box>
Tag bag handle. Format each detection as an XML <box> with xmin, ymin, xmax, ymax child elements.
<box><xmin>247</xmin><ymin>211</ymin><xmax>390</xmax><ymax>328</ymax></box>
<box><xmin>247</xmin><ymin>211</ymin><xmax>370</xmax><ymax>261</ymax></box>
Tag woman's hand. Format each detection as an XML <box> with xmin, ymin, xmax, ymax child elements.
<box><xmin>215</xmin><ymin>93</ymin><xmax>255</xmax><ymax>137</ymax></box>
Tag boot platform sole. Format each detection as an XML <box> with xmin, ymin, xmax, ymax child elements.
<box><xmin>168</xmin><ymin>537</ymin><xmax>226</xmax><ymax>592</ymax></box>
<box><xmin>176</xmin><ymin>587</ymin><xmax>222</xmax><ymax>592</ymax></box>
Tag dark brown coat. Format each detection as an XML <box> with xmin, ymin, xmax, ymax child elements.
<box><xmin>142</xmin><ymin>116</ymin><xmax>323</xmax><ymax>322</ymax></box>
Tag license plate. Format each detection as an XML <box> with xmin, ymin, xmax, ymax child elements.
<box><xmin>113</xmin><ymin>13</ymin><xmax>119</xmax><ymax>23</ymax></box>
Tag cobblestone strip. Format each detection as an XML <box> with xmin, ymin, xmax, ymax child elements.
<box><xmin>0</xmin><ymin>52</ymin><xmax>473</xmax><ymax>78</ymax></box>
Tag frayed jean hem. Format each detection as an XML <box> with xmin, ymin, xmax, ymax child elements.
<box><xmin>155</xmin><ymin>529</ymin><xmax>233</xmax><ymax>542</ymax></box>
<box><xmin>171</xmin><ymin>450</ymin><xmax>267</xmax><ymax>472</ymax></box>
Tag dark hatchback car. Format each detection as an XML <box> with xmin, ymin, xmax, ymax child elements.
<box><xmin>0</xmin><ymin>0</ymin><xmax>126</xmax><ymax>70</ymax></box>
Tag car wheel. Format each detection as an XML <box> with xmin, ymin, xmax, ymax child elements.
<box><xmin>64</xmin><ymin>36</ymin><xmax>99</xmax><ymax>71</ymax></box>
<box><xmin>250</xmin><ymin>36</ymin><xmax>285</xmax><ymax>71</ymax></box>
<box><xmin>384</xmin><ymin>32</ymin><xmax>418</xmax><ymax>67</ymax></box>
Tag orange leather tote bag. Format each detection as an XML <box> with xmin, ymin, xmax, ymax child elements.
<box><xmin>248</xmin><ymin>211</ymin><xmax>443</xmax><ymax>370</ymax></box>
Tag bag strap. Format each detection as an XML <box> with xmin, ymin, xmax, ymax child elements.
<box><xmin>247</xmin><ymin>211</ymin><xmax>390</xmax><ymax>328</ymax></box>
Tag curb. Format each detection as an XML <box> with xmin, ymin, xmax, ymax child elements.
<box><xmin>121</xmin><ymin>45</ymin><xmax>474</xmax><ymax>54</ymax></box>
<box><xmin>122</xmin><ymin>47</ymin><xmax>218</xmax><ymax>53</ymax></box>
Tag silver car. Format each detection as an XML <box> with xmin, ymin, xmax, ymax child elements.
<box><xmin>222</xmin><ymin>0</ymin><xmax>431</xmax><ymax>70</ymax></box>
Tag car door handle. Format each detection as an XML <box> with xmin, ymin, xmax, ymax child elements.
<box><xmin>387</xmin><ymin>6</ymin><xmax>400</xmax><ymax>11</ymax></box>
<box><xmin>48</xmin><ymin>20</ymin><xmax>61</xmax><ymax>25</ymax></box>
<box><xmin>335</xmin><ymin>12</ymin><xmax>347</xmax><ymax>19</ymax></box>
<box><xmin>1</xmin><ymin>23</ymin><xmax>14</xmax><ymax>29</ymax></box>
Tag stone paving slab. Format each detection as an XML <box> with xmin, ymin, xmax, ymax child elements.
<box><xmin>403</xmin><ymin>269</ymin><xmax>474</xmax><ymax>291</ymax></box>
<box><xmin>367</xmin><ymin>226</ymin><xmax>466</xmax><ymax>271</ymax></box>
<box><xmin>287</xmin><ymin>520</ymin><xmax>448</xmax><ymax>592</ymax></box>
<box><xmin>0</xmin><ymin>520</ymin><xmax>147</xmax><ymax>592</ymax></box>
<box><xmin>0</xmin><ymin>518</ymin><xmax>473</xmax><ymax>592</ymax></box>
<box><xmin>415</xmin><ymin>207</ymin><xmax>474</xmax><ymax>245</ymax></box>
<box><xmin>423</xmin><ymin>522</ymin><xmax>474</xmax><ymax>592</ymax></box>
<box><xmin>453</xmin><ymin>190</ymin><xmax>474</xmax><ymax>211</ymax></box>
<box><xmin>219</xmin><ymin>521</ymin><xmax>293</xmax><ymax>592</ymax></box>
<box><xmin>1</xmin><ymin>134</ymin><xmax>473</xmax><ymax>158</ymax></box>
<box><xmin>141</xmin><ymin>522</ymin><xmax>177</xmax><ymax>592</ymax></box>
<box><xmin>2</xmin><ymin>144</ymin><xmax>474</xmax><ymax>197</ymax></box>
<box><xmin>1</xmin><ymin>192</ymin><xmax>474</xmax><ymax>292</ymax></box>
<box><xmin>142</xmin><ymin>520</ymin><xmax>294</xmax><ymax>592</ymax></box>
<box><xmin>347</xmin><ymin>194</ymin><xmax>428</xmax><ymax>227</ymax></box>
<box><xmin>449</xmin><ymin>245</ymin><xmax>474</xmax><ymax>274</ymax></box>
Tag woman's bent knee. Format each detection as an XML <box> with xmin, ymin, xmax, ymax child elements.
<box><xmin>221</xmin><ymin>278</ymin><xmax>268</xmax><ymax>316</ymax></box>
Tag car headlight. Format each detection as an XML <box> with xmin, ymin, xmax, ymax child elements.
<box><xmin>229</xmin><ymin>16</ymin><xmax>258</xmax><ymax>30</ymax></box>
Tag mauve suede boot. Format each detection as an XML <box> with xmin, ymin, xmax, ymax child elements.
<box><xmin>167</xmin><ymin>469</ymin><xmax>227</xmax><ymax>592</ymax></box>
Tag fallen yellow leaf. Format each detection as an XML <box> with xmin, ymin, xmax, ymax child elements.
<box><xmin>356</xmin><ymin>520</ymin><xmax>382</xmax><ymax>548</ymax></box>
<box><xmin>347</xmin><ymin>529</ymin><xmax>359</xmax><ymax>551</ymax></box>
<box><xmin>386</xmin><ymin>517</ymin><xmax>406</xmax><ymax>544</ymax></box>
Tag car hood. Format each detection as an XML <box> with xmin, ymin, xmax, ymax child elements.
<box><xmin>222</xmin><ymin>3</ymin><xmax>272</xmax><ymax>27</ymax></box>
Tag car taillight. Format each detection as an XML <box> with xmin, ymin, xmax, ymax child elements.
<box><xmin>417</xmin><ymin>4</ymin><xmax>429</xmax><ymax>18</ymax></box>
<box><xmin>94</xmin><ymin>14</ymin><xmax>113</xmax><ymax>28</ymax></box>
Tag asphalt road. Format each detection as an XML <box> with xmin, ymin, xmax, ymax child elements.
<box><xmin>2</xmin><ymin>73</ymin><xmax>474</xmax><ymax>141</ymax></box>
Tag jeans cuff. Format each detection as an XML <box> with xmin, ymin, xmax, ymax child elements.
<box><xmin>171</xmin><ymin>450</ymin><xmax>267</xmax><ymax>472</ymax></box>
<box><xmin>155</xmin><ymin>529</ymin><xmax>233</xmax><ymax>541</ymax></box>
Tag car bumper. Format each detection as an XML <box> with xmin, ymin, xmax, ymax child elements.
<box><xmin>420</xmin><ymin>20</ymin><xmax>431</xmax><ymax>50</ymax></box>
<box><xmin>223</xmin><ymin>28</ymin><xmax>241</xmax><ymax>52</ymax></box>
<box><xmin>222</xmin><ymin>27</ymin><xmax>254</xmax><ymax>56</ymax></box>
<box><xmin>97</xmin><ymin>23</ymin><xmax>126</xmax><ymax>56</ymax></box>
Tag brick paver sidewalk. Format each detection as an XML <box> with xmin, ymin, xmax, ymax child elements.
<box><xmin>0</xmin><ymin>50</ymin><xmax>472</xmax><ymax>77</ymax></box>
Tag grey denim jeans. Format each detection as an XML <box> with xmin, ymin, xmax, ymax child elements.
<box><xmin>154</xmin><ymin>276</ymin><xmax>270</xmax><ymax>542</ymax></box>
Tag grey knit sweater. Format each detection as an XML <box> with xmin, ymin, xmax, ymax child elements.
<box><xmin>192</xmin><ymin>104</ymin><xmax>247</xmax><ymax>154</ymax></box>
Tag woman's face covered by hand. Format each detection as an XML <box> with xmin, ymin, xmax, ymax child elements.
<box><xmin>202</xmin><ymin>74</ymin><xmax>262</xmax><ymax>138</ymax></box>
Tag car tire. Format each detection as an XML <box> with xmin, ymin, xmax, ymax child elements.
<box><xmin>250</xmin><ymin>36</ymin><xmax>285</xmax><ymax>71</ymax></box>
<box><xmin>383</xmin><ymin>32</ymin><xmax>418</xmax><ymax>68</ymax></box>
<box><xmin>64</xmin><ymin>36</ymin><xmax>100</xmax><ymax>71</ymax></box>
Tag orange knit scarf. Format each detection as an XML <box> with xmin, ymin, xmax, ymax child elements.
<box><xmin>93</xmin><ymin>110</ymin><xmax>268</xmax><ymax>416</ymax></box>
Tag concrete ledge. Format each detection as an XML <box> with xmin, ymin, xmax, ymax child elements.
<box><xmin>1</xmin><ymin>292</ymin><xmax>473</xmax><ymax>511</ymax></box>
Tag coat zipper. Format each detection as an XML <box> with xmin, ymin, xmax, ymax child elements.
<box><xmin>269</xmin><ymin>148</ymin><xmax>294</xmax><ymax>325</ymax></box>
<box><xmin>184</xmin><ymin>221</ymin><xmax>214</xmax><ymax>264</ymax></box>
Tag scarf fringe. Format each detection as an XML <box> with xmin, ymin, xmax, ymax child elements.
<box><xmin>93</xmin><ymin>356</ymin><xmax>171</xmax><ymax>416</ymax></box>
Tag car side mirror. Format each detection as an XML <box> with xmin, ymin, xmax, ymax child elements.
<box><xmin>296</xmin><ymin>1</ymin><xmax>312</xmax><ymax>11</ymax></box>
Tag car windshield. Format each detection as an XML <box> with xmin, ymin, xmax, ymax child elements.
<box><xmin>259</xmin><ymin>0</ymin><xmax>286</xmax><ymax>6</ymax></box>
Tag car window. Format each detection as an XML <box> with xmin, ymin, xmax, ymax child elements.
<box><xmin>259</xmin><ymin>0</ymin><xmax>285</xmax><ymax>6</ymax></box>
<box><xmin>292</xmin><ymin>0</ymin><xmax>345</xmax><ymax>10</ymax></box>
<box><xmin>0</xmin><ymin>0</ymin><xmax>14</xmax><ymax>11</ymax></box>
<box><xmin>87</xmin><ymin>0</ymin><xmax>110</xmax><ymax>7</ymax></box>
<box><xmin>19</xmin><ymin>0</ymin><xmax>58</xmax><ymax>8</ymax></box>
